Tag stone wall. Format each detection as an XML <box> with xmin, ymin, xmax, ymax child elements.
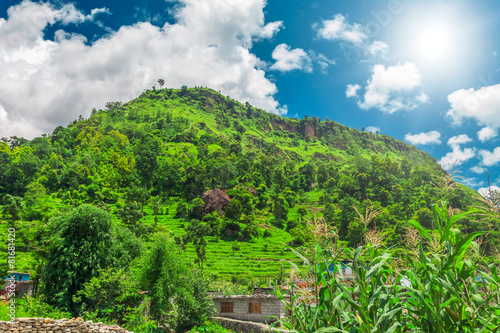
<box><xmin>213</xmin><ymin>317</ymin><xmax>287</xmax><ymax>333</ymax></box>
<box><xmin>15</xmin><ymin>281</ymin><xmax>34</xmax><ymax>298</ymax></box>
<box><xmin>212</xmin><ymin>295</ymin><xmax>289</xmax><ymax>324</ymax></box>
<box><xmin>0</xmin><ymin>317</ymin><xmax>133</xmax><ymax>333</ymax></box>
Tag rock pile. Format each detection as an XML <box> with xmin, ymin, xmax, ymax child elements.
<box><xmin>0</xmin><ymin>317</ymin><xmax>133</xmax><ymax>333</ymax></box>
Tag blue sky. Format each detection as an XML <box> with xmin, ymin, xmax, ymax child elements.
<box><xmin>0</xmin><ymin>0</ymin><xmax>499</xmax><ymax>192</ymax></box>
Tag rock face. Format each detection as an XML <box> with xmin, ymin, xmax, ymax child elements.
<box><xmin>201</xmin><ymin>189</ymin><xmax>231</xmax><ymax>216</ymax></box>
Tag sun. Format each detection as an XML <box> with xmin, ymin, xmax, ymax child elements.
<box><xmin>417</xmin><ymin>25</ymin><xmax>450</xmax><ymax>61</ymax></box>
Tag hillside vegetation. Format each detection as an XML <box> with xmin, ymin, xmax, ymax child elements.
<box><xmin>0</xmin><ymin>87</ymin><xmax>494</xmax><ymax>285</ymax></box>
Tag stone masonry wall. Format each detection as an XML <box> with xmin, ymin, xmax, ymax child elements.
<box><xmin>0</xmin><ymin>317</ymin><xmax>133</xmax><ymax>333</ymax></box>
<box><xmin>213</xmin><ymin>317</ymin><xmax>287</xmax><ymax>333</ymax></box>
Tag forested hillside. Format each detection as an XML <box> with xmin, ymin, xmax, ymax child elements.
<box><xmin>0</xmin><ymin>87</ymin><xmax>493</xmax><ymax>283</ymax></box>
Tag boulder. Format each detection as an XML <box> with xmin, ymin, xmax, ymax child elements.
<box><xmin>201</xmin><ymin>189</ymin><xmax>231</xmax><ymax>216</ymax></box>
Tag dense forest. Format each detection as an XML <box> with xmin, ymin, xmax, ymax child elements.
<box><xmin>1</xmin><ymin>87</ymin><xmax>499</xmax><ymax>332</ymax></box>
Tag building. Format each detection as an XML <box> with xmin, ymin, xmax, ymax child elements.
<box><xmin>3</xmin><ymin>272</ymin><xmax>30</xmax><ymax>282</ymax></box>
<box><xmin>212</xmin><ymin>294</ymin><xmax>290</xmax><ymax>324</ymax></box>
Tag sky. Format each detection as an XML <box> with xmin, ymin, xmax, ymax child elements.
<box><xmin>0</xmin><ymin>0</ymin><xmax>499</xmax><ymax>193</ymax></box>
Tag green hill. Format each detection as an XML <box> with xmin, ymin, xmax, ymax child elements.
<box><xmin>0</xmin><ymin>87</ymin><xmax>489</xmax><ymax>283</ymax></box>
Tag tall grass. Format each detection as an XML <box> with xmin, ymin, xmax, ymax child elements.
<box><xmin>273</xmin><ymin>202</ymin><xmax>500</xmax><ymax>332</ymax></box>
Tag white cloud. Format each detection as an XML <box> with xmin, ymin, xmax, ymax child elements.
<box><xmin>0</xmin><ymin>0</ymin><xmax>287</xmax><ymax>138</ymax></box>
<box><xmin>460</xmin><ymin>177</ymin><xmax>484</xmax><ymax>188</ymax></box>
<box><xmin>269</xmin><ymin>43</ymin><xmax>312</xmax><ymax>72</ymax></box>
<box><xmin>438</xmin><ymin>147</ymin><xmax>476</xmax><ymax>170</ymax></box>
<box><xmin>366</xmin><ymin>126</ymin><xmax>380</xmax><ymax>133</ymax></box>
<box><xmin>312</xmin><ymin>52</ymin><xmax>335</xmax><ymax>73</ymax></box>
<box><xmin>257</xmin><ymin>20</ymin><xmax>283</xmax><ymax>39</ymax></box>
<box><xmin>356</xmin><ymin>62</ymin><xmax>426</xmax><ymax>113</ymax></box>
<box><xmin>447</xmin><ymin>84</ymin><xmax>500</xmax><ymax>129</ymax></box>
<box><xmin>477</xmin><ymin>126</ymin><xmax>497</xmax><ymax>143</ymax></box>
<box><xmin>346</xmin><ymin>84</ymin><xmax>361</xmax><ymax>98</ymax></box>
<box><xmin>478</xmin><ymin>186</ymin><xmax>500</xmax><ymax>197</ymax></box>
<box><xmin>366</xmin><ymin>41</ymin><xmax>389</xmax><ymax>56</ymax></box>
<box><xmin>447</xmin><ymin>134</ymin><xmax>473</xmax><ymax>148</ymax></box>
<box><xmin>478</xmin><ymin>147</ymin><xmax>500</xmax><ymax>167</ymax></box>
<box><xmin>315</xmin><ymin>14</ymin><xmax>388</xmax><ymax>57</ymax></box>
<box><xmin>439</xmin><ymin>134</ymin><xmax>476</xmax><ymax>170</ymax></box>
<box><xmin>316</xmin><ymin>14</ymin><xmax>366</xmax><ymax>44</ymax></box>
<box><xmin>415</xmin><ymin>92</ymin><xmax>429</xmax><ymax>104</ymax></box>
<box><xmin>469</xmin><ymin>166</ymin><xmax>486</xmax><ymax>174</ymax></box>
<box><xmin>404</xmin><ymin>131</ymin><xmax>441</xmax><ymax>145</ymax></box>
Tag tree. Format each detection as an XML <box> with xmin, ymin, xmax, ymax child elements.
<box><xmin>225</xmin><ymin>199</ymin><xmax>242</xmax><ymax>222</ymax></box>
<box><xmin>118</xmin><ymin>202</ymin><xmax>143</xmax><ymax>227</ymax></box>
<box><xmin>157</xmin><ymin>79</ymin><xmax>165</xmax><ymax>88</ymax></box>
<box><xmin>188</xmin><ymin>197</ymin><xmax>205</xmax><ymax>220</ymax></box>
<box><xmin>139</xmin><ymin>234</ymin><xmax>213</xmax><ymax>330</ymax></box>
<box><xmin>42</xmin><ymin>205</ymin><xmax>115</xmax><ymax>313</ymax></box>
<box><xmin>149</xmin><ymin>196</ymin><xmax>163</xmax><ymax>227</ymax></box>
<box><xmin>273</xmin><ymin>195</ymin><xmax>289</xmax><ymax>223</ymax></box>
<box><xmin>2</xmin><ymin>194</ymin><xmax>23</xmax><ymax>221</ymax></box>
<box><xmin>231</xmin><ymin>240</ymin><xmax>240</xmax><ymax>256</ymax></box>
<box><xmin>125</xmin><ymin>183</ymin><xmax>150</xmax><ymax>213</ymax></box>
<box><xmin>184</xmin><ymin>220</ymin><xmax>210</xmax><ymax>273</ymax></box>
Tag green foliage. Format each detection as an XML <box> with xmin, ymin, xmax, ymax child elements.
<box><xmin>274</xmin><ymin>203</ymin><xmax>500</xmax><ymax>332</ymax></box>
<box><xmin>75</xmin><ymin>268</ymin><xmax>142</xmax><ymax>324</ymax></box>
<box><xmin>2</xmin><ymin>194</ymin><xmax>23</xmax><ymax>221</ymax></box>
<box><xmin>188</xmin><ymin>321</ymin><xmax>235</xmax><ymax>333</ymax></box>
<box><xmin>139</xmin><ymin>233</ymin><xmax>214</xmax><ymax>331</ymax></box>
<box><xmin>0</xmin><ymin>296</ymin><xmax>71</xmax><ymax>321</ymax></box>
<box><xmin>42</xmin><ymin>205</ymin><xmax>115</xmax><ymax>313</ymax></box>
<box><xmin>272</xmin><ymin>195</ymin><xmax>289</xmax><ymax>223</ymax></box>
<box><xmin>225</xmin><ymin>199</ymin><xmax>243</xmax><ymax>222</ymax></box>
<box><xmin>188</xmin><ymin>197</ymin><xmax>205</xmax><ymax>219</ymax></box>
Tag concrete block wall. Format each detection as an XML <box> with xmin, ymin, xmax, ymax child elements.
<box><xmin>0</xmin><ymin>317</ymin><xmax>133</xmax><ymax>333</ymax></box>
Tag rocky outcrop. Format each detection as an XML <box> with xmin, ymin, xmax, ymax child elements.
<box><xmin>201</xmin><ymin>189</ymin><xmax>231</xmax><ymax>216</ymax></box>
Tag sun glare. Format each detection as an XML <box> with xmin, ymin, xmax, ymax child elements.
<box><xmin>418</xmin><ymin>26</ymin><xmax>450</xmax><ymax>60</ymax></box>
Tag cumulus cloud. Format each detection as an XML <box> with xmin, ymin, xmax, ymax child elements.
<box><xmin>346</xmin><ymin>84</ymin><xmax>361</xmax><ymax>98</ymax></box>
<box><xmin>270</xmin><ymin>43</ymin><xmax>312</xmax><ymax>72</ymax></box>
<box><xmin>438</xmin><ymin>134</ymin><xmax>476</xmax><ymax>170</ymax></box>
<box><xmin>477</xmin><ymin>126</ymin><xmax>497</xmax><ymax>143</ymax></box>
<box><xmin>315</xmin><ymin>14</ymin><xmax>389</xmax><ymax>57</ymax></box>
<box><xmin>469</xmin><ymin>165</ymin><xmax>486</xmax><ymax>174</ymax></box>
<box><xmin>439</xmin><ymin>147</ymin><xmax>476</xmax><ymax>171</ymax></box>
<box><xmin>447</xmin><ymin>84</ymin><xmax>500</xmax><ymax>129</ymax></box>
<box><xmin>478</xmin><ymin>147</ymin><xmax>500</xmax><ymax>167</ymax></box>
<box><xmin>404</xmin><ymin>131</ymin><xmax>441</xmax><ymax>145</ymax></box>
<box><xmin>447</xmin><ymin>134</ymin><xmax>473</xmax><ymax>148</ymax></box>
<box><xmin>366</xmin><ymin>126</ymin><xmax>380</xmax><ymax>133</ymax></box>
<box><xmin>366</xmin><ymin>41</ymin><xmax>389</xmax><ymax>56</ymax></box>
<box><xmin>257</xmin><ymin>20</ymin><xmax>283</xmax><ymax>39</ymax></box>
<box><xmin>269</xmin><ymin>45</ymin><xmax>334</xmax><ymax>73</ymax></box>
<box><xmin>478</xmin><ymin>185</ymin><xmax>500</xmax><ymax>197</ymax></box>
<box><xmin>355</xmin><ymin>62</ymin><xmax>427</xmax><ymax>113</ymax></box>
<box><xmin>316</xmin><ymin>14</ymin><xmax>367</xmax><ymax>44</ymax></box>
<box><xmin>0</xmin><ymin>0</ymin><xmax>287</xmax><ymax>138</ymax></box>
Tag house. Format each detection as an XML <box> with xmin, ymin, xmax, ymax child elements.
<box><xmin>3</xmin><ymin>272</ymin><xmax>30</xmax><ymax>281</ymax></box>
<box><xmin>212</xmin><ymin>294</ymin><xmax>290</xmax><ymax>324</ymax></box>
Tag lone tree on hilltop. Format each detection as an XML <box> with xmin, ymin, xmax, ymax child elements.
<box><xmin>157</xmin><ymin>78</ymin><xmax>165</xmax><ymax>88</ymax></box>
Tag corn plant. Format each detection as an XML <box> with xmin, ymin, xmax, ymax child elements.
<box><xmin>403</xmin><ymin>202</ymin><xmax>500</xmax><ymax>332</ymax></box>
<box><xmin>273</xmin><ymin>202</ymin><xmax>500</xmax><ymax>332</ymax></box>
